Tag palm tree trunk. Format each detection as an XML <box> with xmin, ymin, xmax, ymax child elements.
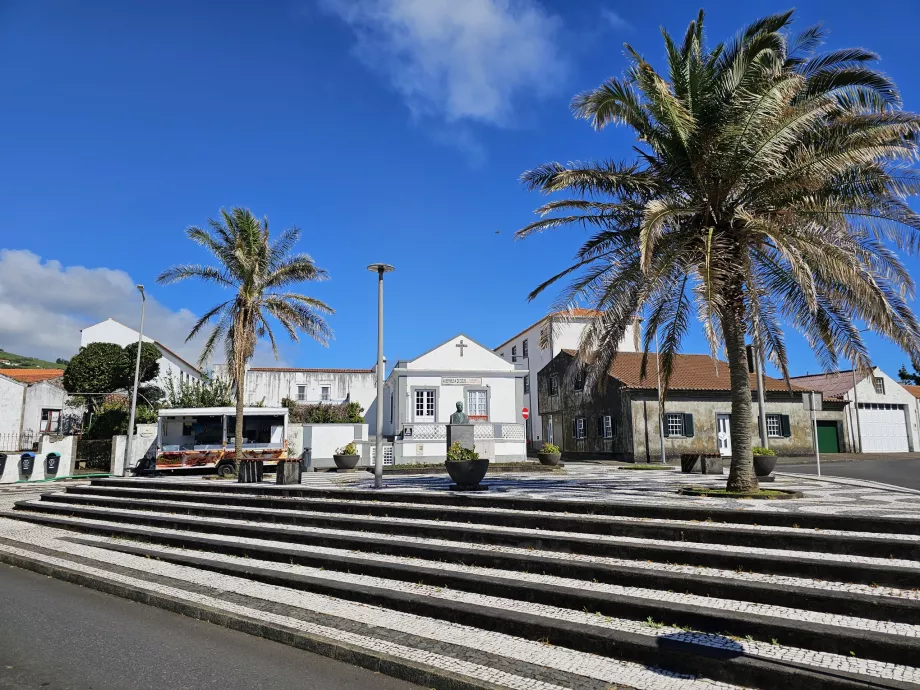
<box><xmin>723</xmin><ymin>287</ymin><xmax>759</xmax><ymax>493</ymax></box>
<box><xmin>234</xmin><ymin>358</ymin><xmax>244</xmax><ymax>472</ymax></box>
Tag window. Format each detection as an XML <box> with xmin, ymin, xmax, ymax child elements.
<box><xmin>666</xmin><ymin>413</ymin><xmax>685</xmax><ymax>437</ymax></box>
<box><xmin>523</xmin><ymin>376</ymin><xmax>530</xmax><ymax>394</ymax></box>
<box><xmin>873</xmin><ymin>377</ymin><xmax>885</xmax><ymax>395</ymax></box>
<box><xmin>389</xmin><ymin>392</ymin><xmax>394</xmax><ymax>424</ymax></box>
<box><xmin>549</xmin><ymin>374</ymin><xmax>559</xmax><ymax>396</ymax></box>
<box><xmin>766</xmin><ymin>414</ymin><xmax>781</xmax><ymax>438</ymax></box>
<box><xmin>415</xmin><ymin>389</ymin><xmax>436</xmax><ymax>421</ymax></box>
<box><xmin>467</xmin><ymin>390</ymin><xmax>488</xmax><ymax>419</ymax></box>
<box><xmin>511</xmin><ymin>345</ymin><xmax>517</xmax><ymax>363</ymax></box>
<box><xmin>597</xmin><ymin>415</ymin><xmax>613</xmax><ymax>439</ymax></box>
<box><xmin>296</xmin><ymin>385</ymin><xmax>307</xmax><ymax>402</ymax></box>
<box><xmin>522</xmin><ymin>339</ymin><xmax>529</xmax><ymax>358</ymax></box>
<box><xmin>573</xmin><ymin>371</ymin><xmax>584</xmax><ymax>391</ymax></box>
<box><xmin>40</xmin><ymin>409</ymin><xmax>61</xmax><ymax>433</ymax></box>
<box><xmin>320</xmin><ymin>386</ymin><xmax>331</xmax><ymax>401</ymax></box>
<box><xmin>573</xmin><ymin>417</ymin><xmax>586</xmax><ymax>439</ymax></box>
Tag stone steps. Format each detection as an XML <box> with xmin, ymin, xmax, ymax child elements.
<box><xmin>4</xmin><ymin>478</ymin><xmax>920</xmax><ymax>689</ymax></box>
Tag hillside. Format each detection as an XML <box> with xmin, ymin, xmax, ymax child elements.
<box><xmin>0</xmin><ymin>349</ymin><xmax>67</xmax><ymax>369</ymax></box>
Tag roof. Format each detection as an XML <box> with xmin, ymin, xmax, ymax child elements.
<box><xmin>0</xmin><ymin>368</ymin><xmax>65</xmax><ymax>384</ymax></box>
<box><xmin>902</xmin><ymin>384</ymin><xmax>920</xmax><ymax>399</ymax></box>
<box><xmin>788</xmin><ymin>370</ymin><xmax>867</xmax><ymax>398</ymax></box>
<box><xmin>88</xmin><ymin>318</ymin><xmax>202</xmax><ymax>376</ymax></box>
<box><xmin>249</xmin><ymin>367</ymin><xmax>374</xmax><ymax>374</ymax></box>
<box><xmin>159</xmin><ymin>407</ymin><xmax>288</xmax><ymax>417</ymax></box>
<box><xmin>494</xmin><ymin>309</ymin><xmax>601</xmax><ymax>351</ymax></box>
<box><xmin>560</xmin><ymin>350</ymin><xmax>812</xmax><ymax>394</ymax></box>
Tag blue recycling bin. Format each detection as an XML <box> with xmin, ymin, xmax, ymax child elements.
<box><xmin>45</xmin><ymin>452</ymin><xmax>61</xmax><ymax>475</ymax></box>
<box><xmin>20</xmin><ymin>452</ymin><xmax>35</xmax><ymax>476</ymax></box>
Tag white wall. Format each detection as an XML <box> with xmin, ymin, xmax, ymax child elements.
<box><xmin>20</xmin><ymin>381</ymin><xmax>67</xmax><ymax>435</ymax></box>
<box><xmin>302</xmin><ymin>423</ymin><xmax>369</xmax><ymax>468</ymax></box>
<box><xmin>80</xmin><ymin>318</ymin><xmax>200</xmax><ymax>391</ymax></box>
<box><xmin>0</xmin><ymin>375</ymin><xmax>25</xmax><ymax>437</ymax></box>
<box><xmin>846</xmin><ymin>367</ymin><xmax>920</xmax><ymax>451</ymax></box>
<box><xmin>226</xmin><ymin>367</ymin><xmax>378</xmax><ymax>412</ymax></box>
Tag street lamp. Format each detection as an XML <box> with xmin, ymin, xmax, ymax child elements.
<box><xmin>124</xmin><ymin>284</ymin><xmax>146</xmax><ymax>475</ymax></box>
<box><xmin>850</xmin><ymin>328</ymin><xmax>871</xmax><ymax>454</ymax></box>
<box><xmin>368</xmin><ymin>263</ymin><xmax>394</xmax><ymax>489</ymax></box>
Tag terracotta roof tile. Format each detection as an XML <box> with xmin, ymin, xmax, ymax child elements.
<box><xmin>0</xmin><ymin>368</ymin><xmax>65</xmax><ymax>383</ymax></box>
<box><xmin>788</xmin><ymin>371</ymin><xmax>864</xmax><ymax>398</ymax></box>
<box><xmin>560</xmin><ymin>350</ymin><xmax>811</xmax><ymax>393</ymax></box>
<box><xmin>902</xmin><ymin>384</ymin><xmax>920</xmax><ymax>399</ymax></box>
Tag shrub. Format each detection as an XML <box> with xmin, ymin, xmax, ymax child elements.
<box><xmin>446</xmin><ymin>441</ymin><xmax>479</xmax><ymax>462</ymax></box>
<box><xmin>335</xmin><ymin>442</ymin><xmax>358</xmax><ymax>456</ymax></box>
<box><xmin>752</xmin><ymin>447</ymin><xmax>776</xmax><ymax>456</ymax></box>
<box><xmin>161</xmin><ymin>374</ymin><xmax>233</xmax><ymax>408</ymax></box>
<box><xmin>283</xmin><ymin>399</ymin><xmax>365</xmax><ymax>424</ymax></box>
<box><xmin>539</xmin><ymin>442</ymin><xmax>560</xmax><ymax>454</ymax></box>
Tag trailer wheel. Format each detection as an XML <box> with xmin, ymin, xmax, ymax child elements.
<box><xmin>216</xmin><ymin>462</ymin><xmax>235</xmax><ymax>478</ymax></box>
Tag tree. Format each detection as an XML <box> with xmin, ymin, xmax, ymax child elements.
<box><xmin>516</xmin><ymin>11</ymin><xmax>920</xmax><ymax>491</ymax></box>
<box><xmin>898</xmin><ymin>364</ymin><xmax>920</xmax><ymax>386</ymax></box>
<box><xmin>157</xmin><ymin>207</ymin><xmax>334</xmax><ymax>466</ymax></box>
<box><xmin>161</xmin><ymin>374</ymin><xmax>234</xmax><ymax>408</ymax></box>
<box><xmin>63</xmin><ymin>342</ymin><xmax>161</xmax><ymax>412</ymax></box>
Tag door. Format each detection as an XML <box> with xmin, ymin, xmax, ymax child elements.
<box><xmin>816</xmin><ymin>421</ymin><xmax>840</xmax><ymax>453</ymax></box>
<box><xmin>717</xmin><ymin>414</ymin><xmax>732</xmax><ymax>456</ymax></box>
<box><xmin>859</xmin><ymin>403</ymin><xmax>909</xmax><ymax>452</ymax></box>
<box><xmin>414</xmin><ymin>389</ymin><xmax>436</xmax><ymax>423</ymax></box>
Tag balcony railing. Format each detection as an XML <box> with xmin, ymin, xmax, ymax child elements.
<box><xmin>401</xmin><ymin>423</ymin><xmax>525</xmax><ymax>441</ymax></box>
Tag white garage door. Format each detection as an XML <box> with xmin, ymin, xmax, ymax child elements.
<box><xmin>859</xmin><ymin>403</ymin><xmax>909</xmax><ymax>452</ymax></box>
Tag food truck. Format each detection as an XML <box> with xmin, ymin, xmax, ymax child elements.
<box><xmin>156</xmin><ymin>407</ymin><xmax>289</xmax><ymax>475</ymax></box>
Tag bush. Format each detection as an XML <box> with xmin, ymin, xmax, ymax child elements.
<box><xmin>752</xmin><ymin>446</ymin><xmax>776</xmax><ymax>456</ymax></box>
<box><xmin>335</xmin><ymin>442</ymin><xmax>358</xmax><ymax>456</ymax></box>
<box><xmin>446</xmin><ymin>441</ymin><xmax>479</xmax><ymax>462</ymax></box>
<box><xmin>161</xmin><ymin>375</ymin><xmax>233</xmax><ymax>408</ymax></box>
<box><xmin>539</xmin><ymin>442</ymin><xmax>560</xmax><ymax>454</ymax></box>
<box><xmin>283</xmin><ymin>399</ymin><xmax>364</xmax><ymax>424</ymax></box>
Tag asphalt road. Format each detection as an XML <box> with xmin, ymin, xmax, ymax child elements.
<box><xmin>781</xmin><ymin>457</ymin><xmax>920</xmax><ymax>490</ymax></box>
<box><xmin>0</xmin><ymin>564</ymin><xmax>419</xmax><ymax>690</ymax></box>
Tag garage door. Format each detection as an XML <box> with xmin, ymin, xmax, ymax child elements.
<box><xmin>859</xmin><ymin>403</ymin><xmax>909</xmax><ymax>452</ymax></box>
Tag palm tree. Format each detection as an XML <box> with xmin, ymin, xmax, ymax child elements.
<box><xmin>158</xmin><ymin>207</ymin><xmax>333</xmax><ymax>466</ymax></box>
<box><xmin>516</xmin><ymin>11</ymin><xmax>920</xmax><ymax>491</ymax></box>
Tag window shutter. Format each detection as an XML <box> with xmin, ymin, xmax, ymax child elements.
<box><xmin>780</xmin><ymin>415</ymin><xmax>792</xmax><ymax>437</ymax></box>
<box><xmin>663</xmin><ymin>415</ymin><xmax>670</xmax><ymax>438</ymax></box>
<box><xmin>597</xmin><ymin>417</ymin><xmax>603</xmax><ymax>436</ymax></box>
<box><xmin>683</xmin><ymin>413</ymin><xmax>695</xmax><ymax>438</ymax></box>
<box><xmin>572</xmin><ymin>419</ymin><xmax>577</xmax><ymax>438</ymax></box>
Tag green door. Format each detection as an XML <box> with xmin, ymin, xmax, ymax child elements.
<box><xmin>816</xmin><ymin>421</ymin><xmax>840</xmax><ymax>453</ymax></box>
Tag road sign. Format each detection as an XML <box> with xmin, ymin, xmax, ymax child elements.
<box><xmin>522</xmin><ymin>407</ymin><xmax>529</xmax><ymax>420</ymax></box>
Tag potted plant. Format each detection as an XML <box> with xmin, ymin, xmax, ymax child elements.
<box><xmin>334</xmin><ymin>442</ymin><xmax>361</xmax><ymax>470</ymax></box>
<box><xmin>537</xmin><ymin>442</ymin><xmax>562</xmax><ymax>466</ymax></box>
<box><xmin>445</xmin><ymin>441</ymin><xmax>489</xmax><ymax>488</ymax></box>
<box><xmin>753</xmin><ymin>446</ymin><xmax>777</xmax><ymax>476</ymax></box>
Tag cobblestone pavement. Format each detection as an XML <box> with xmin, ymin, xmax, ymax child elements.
<box><xmin>1</xmin><ymin>468</ymin><xmax>919</xmax><ymax>689</ymax></box>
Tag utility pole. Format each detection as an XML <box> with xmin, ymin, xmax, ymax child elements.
<box><xmin>124</xmin><ymin>284</ymin><xmax>146</xmax><ymax>475</ymax></box>
<box><xmin>754</xmin><ymin>343</ymin><xmax>768</xmax><ymax>448</ymax></box>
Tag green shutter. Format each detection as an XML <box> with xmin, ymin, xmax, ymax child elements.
<box><xmin>663</xmin><ymin>414</ymin><xmax>670</xmax><ymax>438</ymax></box>
<box><xmin>683</xmin><ymin>413</ymin><xmax>694</xmax><ymax>437</ymax></box>
<box><xmin>780</xmin><ymin>415</ymin><xmax>792</xmax><ymax>437</ymax></box>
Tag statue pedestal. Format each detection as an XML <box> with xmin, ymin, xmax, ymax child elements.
<box><xmin>447</xmin><ymin>424</ymin><xmax>475</xmax><ymax>451</ymax></box>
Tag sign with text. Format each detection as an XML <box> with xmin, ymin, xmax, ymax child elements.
<box><xmin>441</xmin><ymin>377</ymin><xmax>482</xmax><ymax>386</ymax></box>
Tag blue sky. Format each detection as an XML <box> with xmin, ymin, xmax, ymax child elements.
<box><xmin>2</xmin><ymin>0</ymin><xmax>919</xmax><ymax>378</ymax></box>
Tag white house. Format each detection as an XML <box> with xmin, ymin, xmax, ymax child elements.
<box><xmin>0</xmin><ymin>369</ymin><xmax>74</xmax><ymax>446</ymax></box>
<box><xmin>80</xmin><ymin>318</ymin><xmax>201</xmax><ymax>391</ymax></box>
<box><xmin>494</xmin><ymin>309</ymin><xmax>638</xmax><ymax>448</ymax></box>
<box><xmin>382</xmin><ymin>334</ymin><xmax>527</xmax><ymax>464</ymax></box>
<box><xmin>791</xmin><ymin>367</ymin><xmax>920</xmax><ymax>452</ymax></box>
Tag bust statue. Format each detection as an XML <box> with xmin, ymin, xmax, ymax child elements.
<box><xmin>449</xmin><ymin>401</ymin><xmax>469</xmax><ymax>425</ymax></box>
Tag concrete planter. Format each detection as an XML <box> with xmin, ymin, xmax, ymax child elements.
<box><xmin>754</xmin><ymin>455</ymin><xmax>778</xmax><ymax>477</ymax></box>
<box><xmin>237</xmin><ymin>460</ymin><xmax>264</xmax><ymax>484</ymax></box>
<box><xmin>446</xmin><ymin>459</ymin><xmax>489</xmax><ymax>488</ymax></box>
<box><xmin>681</xmin><ymin>453</ymin><xmax>723</xmax><ymax>474</ymax></box>
<box><xmin>333</xmin><ymin>454</ymin><xmax>360</xmax><ymax>470</ymax></box>
<box><xmin>275</xmin><ymin>461</ymin><xmax>302</xmax><ymax>485</ymax></box>
<box><xmin>537</xmin><ymin>452</ymin><xmax>563</xmax><ymax>466</ymax></box>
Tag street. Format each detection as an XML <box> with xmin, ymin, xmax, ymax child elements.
<box><xmin>780</xmin><ymin>457</ymin><xmax>920</xmax><ymax>491</ymax></box>
<box><xmin>0</xmin><ymin>564</ymin><xmax>418</xmax><ymax>690</ymax></box>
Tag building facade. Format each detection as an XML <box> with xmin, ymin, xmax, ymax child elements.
<box><xmin>493</xmin><ymin>309</ymin><xmax>638</xmax><ymax>448</ymax></box>
<box><xmin>791</xmin><ymin>367</ymin><xmax>920</xmax><ymax>452</ymax></box>
<box><xmin>80</xmin><ymin>318</ymin><xmax>201</xmax><ymax>390</ymax></box>
<box><xmin>0</xmin><ymin>369</ymin><xmax>76</xmax><ymax>444</ymax></box>
<box><xmin>382</xmin><ymin>334</ymin><xmax>527</xmax><ymax>464</ymax></box>
<box><xmin>538</xmin><ymin>351</ymin><xmax>851</xmax><ymax>462</ymax></box>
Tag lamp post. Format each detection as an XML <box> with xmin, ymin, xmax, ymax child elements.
<box><xmin>655</xmin><ymin>331</ymin><xmax>666</xmax><ymax>464</ymax></box>
<box><xmin>850</xmin><ymin>327</ymin><xmax>871</xmax><ymax>454</ymax></box>
<box><xmin>124</xmin><ymin>284</ymin><xmax>146</xmax><ymax>475</ymax></box>
<box><xmin>368</xmin><ymin>263</ymin><xmax>394</xmax><ymax>489</ymax></box>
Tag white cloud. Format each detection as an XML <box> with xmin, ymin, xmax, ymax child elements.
<box><xmin>601</xmin><ymin>8</ymin><xmax>631</xmax><ymax>31</ymax></box>
<box><xmin>320</xmin><ymin>0</ymin><xmax>567</xmax><ymax>126</ymax></box>
<box><xmin>0</xmin><ymin>249</ymin><xmax>287</xmax><ymax>368</ymax></box>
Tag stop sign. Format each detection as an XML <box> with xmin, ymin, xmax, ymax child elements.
<box><xmin>522</xmin><ymin>407</ymin><xmax>529</xmax><ymax>420</ymax></box>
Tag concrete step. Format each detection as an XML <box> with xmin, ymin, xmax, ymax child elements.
<box><xmin>60</xmin><ymin>485</ymin><xmax>920</xmax><ymax>560</ymax></box>
<box><xmin>2</xmin><ymin>515</ymin><xmax>916</xmax><ymax>690</ymax></box>
<box><xmin>19</xmin><ymin>497</ymin><xmax>920</xmax><ymax>589</ymax></box>
<box><xmin>86</xmin><ymin>477</ymin><xmax>920</xmax><ymax>535</ymax></box>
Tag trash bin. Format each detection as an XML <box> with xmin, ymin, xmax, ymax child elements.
<box><xmin>45</xmin><ymin>451</ymin><xmax>61</xmax><ymax>475</ymax></box>
<box><xmin>20</xmin><ymin>452</ymin><xmax>35</xmax><ymax>476</ymax></box>
<box><xmin>0</xmin><ymin>453</ymin><xmax>7</xmax><ymax>477</ymax></box>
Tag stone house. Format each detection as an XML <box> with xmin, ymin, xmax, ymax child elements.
<box><xmin>0</xmin><ymin>369</ymin><xmax>80</xmax><ymax>444</ymax></box>
<box><xmin>538</xmin><ymin>350</ymin><xmax>850</xmax><ymax>462</ymax></box>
